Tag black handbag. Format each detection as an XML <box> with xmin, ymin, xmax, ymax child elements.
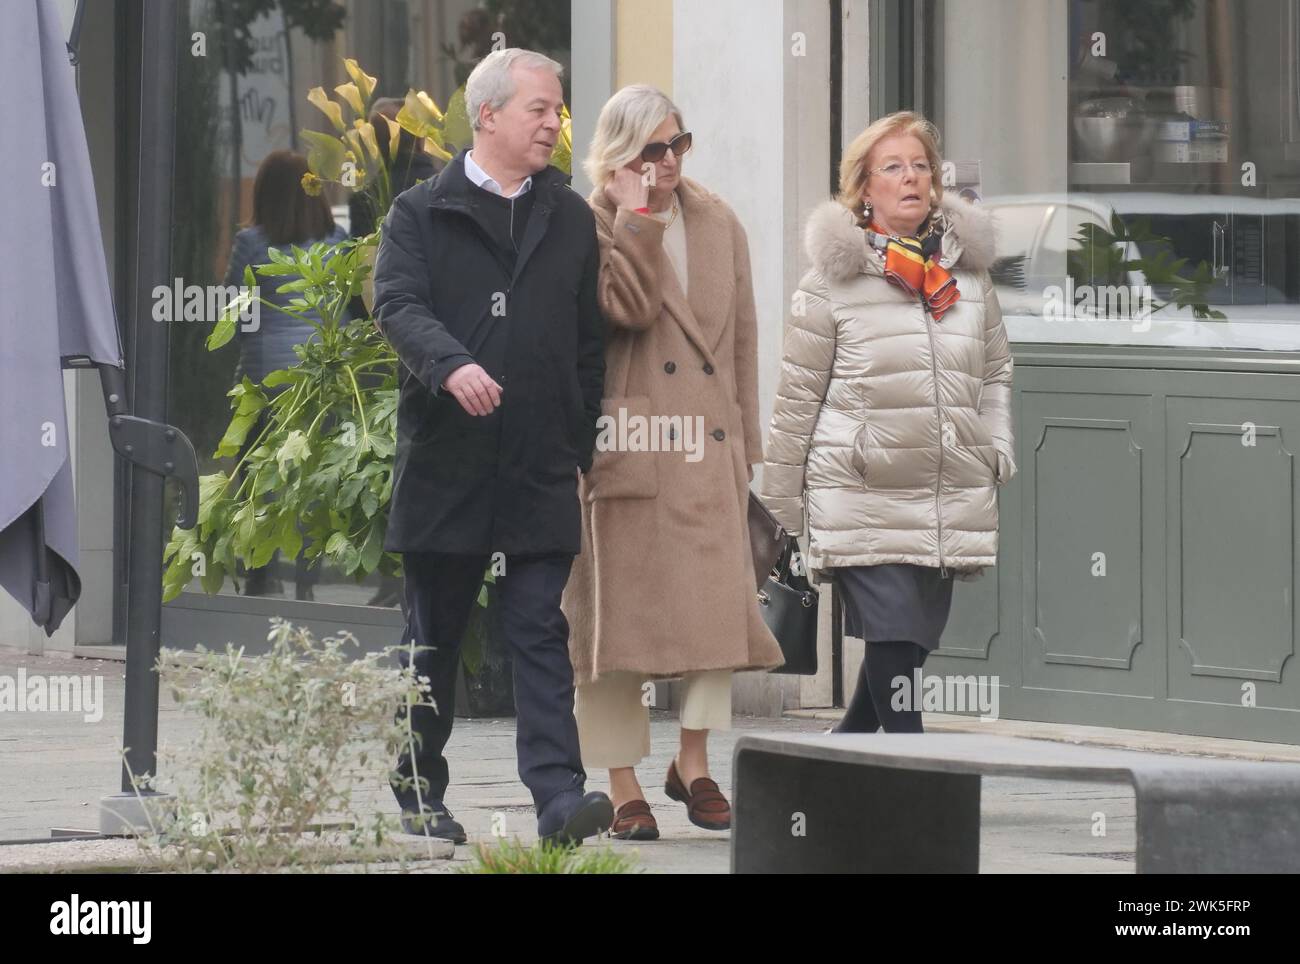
<box><xmin>747</xmin><ymin>492</ymin><xmax>786</xmax><ymax>591</ymax></box>
<box><xmin>758</xmin><ymin>536</ymin><xmax>819</xmax><ymax>675</ymax></box>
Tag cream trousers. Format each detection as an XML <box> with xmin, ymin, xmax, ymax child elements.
<box><xmin>574</xmin><ymin>670</ymin><xmax>732</xmax><ymax>769</ymax></box>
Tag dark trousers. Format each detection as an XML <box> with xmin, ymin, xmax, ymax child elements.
<box><xmin>834</xmin><ymin>640</ymin><xmax>930</xmax><ymax>734</ymax></box>
<box><xmin>391</xmin><ymin>551</ymin><xmax>586</xmax><ymax>814</ymax></box>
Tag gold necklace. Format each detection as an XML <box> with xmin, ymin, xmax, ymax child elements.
<box><xmin>653</xmin><ymin>195</ymin><xmax>679</xmax><ymax>227</ymax></box>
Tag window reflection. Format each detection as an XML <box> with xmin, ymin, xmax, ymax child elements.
<box><xmin>925</xmin><ymin>0</ymin><xmax>1300</xmax><ymax>349</ymax></box>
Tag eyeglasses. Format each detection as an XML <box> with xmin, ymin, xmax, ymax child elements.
<box><xmin>868</xmin><ymin>160</ymin><xmax>934</xmax><ymax>179</ymax></box>
<box><xmin>641</xmin><ymin>131</ymin><xmax>693</xmax><ymax>164</ymax></box>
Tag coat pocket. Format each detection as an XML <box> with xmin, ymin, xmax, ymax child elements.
<box><xmin>582</xmin><ymin>396</ymin><xmax>661</xmax><ymax>502</ymax></box>
<box><xmin>850</xmin><ymin>425</ymin><xmax>871</xmax><ymax>485</ymax></box>
<box><xmin>966</xmin><ymin>415</ymin><xmax>1000</xmax><ymax>479</ymax></box>
<box><xmin>409</xmin><ymin>390</ymin><xmax>456</xmax><ymax>447</ymax></box>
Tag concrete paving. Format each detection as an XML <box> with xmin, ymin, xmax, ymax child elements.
<box><xmin>7</xmin><ymin>647</ymin><xmax>1295</xmax><ymax>872</ymax></box>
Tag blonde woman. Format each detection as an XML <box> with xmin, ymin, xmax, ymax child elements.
<box><xmin>561</xmin><ymin>85</ymin><xmax>784</xmax><ymax>840</ymax></box>
<box><xmin>762</xmin><ymin>111</ymin><xmax>1015</xmax><ymax>734</ymax></box>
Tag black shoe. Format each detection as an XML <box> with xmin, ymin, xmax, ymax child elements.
<box><xmin>400</xmin><ymin>804</ymin><xmax>467</xmax><ymax>844</ymax></box>
<box><xmin>537</xmin><ymin>790</ymin><xmax>614</xmax><ymax>846</ymax></box>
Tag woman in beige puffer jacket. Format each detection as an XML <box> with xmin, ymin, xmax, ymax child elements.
<box><xmin>760</xmin><ymin>112</ymin><xmax>1015</xmax><ymax>733</ymax></box>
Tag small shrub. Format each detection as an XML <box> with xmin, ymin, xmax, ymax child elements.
<box><xmin>134</xmin><ymin>618</ymin><xmax>439</xmax><ymax>872</ymax></box>
<box><xmin>460</xmin><ymin>838</ymin><xmax>642</xmax><ymax>875</ymax></box>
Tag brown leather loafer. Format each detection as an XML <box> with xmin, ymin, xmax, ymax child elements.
<box><xmin>665</xmin><ymin>759</ymin><xmax>731</xmax><ymax>831</ymax></box>
<box><xmin>610</xmin><ymin>799</ymin><xmax>659</xmax><ymax>840</ymax></box>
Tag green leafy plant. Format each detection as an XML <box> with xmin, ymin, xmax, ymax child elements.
<box><xmin>459</xmin><ymin>837</ymin><xmax>642</xmax><ymax>874</ymax></box>
<box><xmin>133</xmin><ymin>619</ymin><xmax>441</xmax><ymax>873</ymax></box>
<box><xmin>1067</xmin><ymin>211</ymin><xmax>1226</xmax><ymax>321</ymax></box>
<box><xmin>162</xmin><ymin>236</ymin><xmax>397</xmax><ymax>601</ymax></box>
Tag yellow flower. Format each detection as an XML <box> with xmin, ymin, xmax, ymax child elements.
<box><xmin>306</xmin><ymin>86</ymin><xmax>346</xmax><ymax>133</ymax></box>
<box><xmin>550</xmin><ymin>104</ymin><xmax>573</xmax><ymax>173</ymax></box>
<box><xmin>353</xmin><ymin>119</ymin><xmax>382</xmax><ymax>163</ymax></box>
<box><xmin>424</xmin><ymin>138</ymin><xmax>452</xmax><ymax>163</ymax></box>
<box><xmin>343</xmin><ymin>58</ymin><xmax>377</xmax><ymax>104</ymax></box>
<box><xmin>386</xmin><ymin>115</ymin><xmax>401</xmax><ymax>160</ymax></box>
<box><xmin>415</xmin><ymin>90</ymin><xmax>443</xmax><ymax>123</ymax></box>
<box><xmin>300</xmin><ymin>172</ymin><xmax>323</xmax><ymax>196</ymax></box>
<box><xmin>395</xmin><ymin>89</ymin><xmax>442</xmax><ymax>139</ymax></box>
<box><xmin>335</xmin><ymin>82</ymin><xmax>365</xmax><ymax>117</ymax></box>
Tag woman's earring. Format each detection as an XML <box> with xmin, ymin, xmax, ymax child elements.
<box><xmin>864</xmin><ymin>200</ymin><xmax>873</xmax><ymax>218</ymax></box>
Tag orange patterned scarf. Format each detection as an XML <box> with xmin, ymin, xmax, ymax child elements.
<box><xmin>865</xmin><ymin>215</ymin><xmax>960</xmax><ymax>321</ymax></box>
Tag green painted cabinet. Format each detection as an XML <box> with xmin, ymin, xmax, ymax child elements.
<box><xmin>928</xmin><ymin>349</ymin><xmax>1300</xmax><ymax>743</ymax></box>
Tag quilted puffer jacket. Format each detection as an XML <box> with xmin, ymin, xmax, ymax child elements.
<box><xmin>760</xmin><ymin>193</ymin><xmax>1015</xmax><ymax>579</ymax></box>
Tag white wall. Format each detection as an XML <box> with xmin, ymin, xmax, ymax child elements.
<box><xmin>570</xmin><ymin>0</ymin><xmax>615</xmax><ymax>199</ymax></box>
<box><xmin>674</xmin><ymin>0</ymin><xmax>834</xmax><ymax>714</ymax></box>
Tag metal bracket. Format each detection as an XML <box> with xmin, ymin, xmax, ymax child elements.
<box><xmin>98</xmin><ymin>363</ymin><xmax>200</xmax><ymax>529</ymax></box>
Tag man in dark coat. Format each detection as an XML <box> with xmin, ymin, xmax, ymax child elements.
<box><xmin>373</xmin><ymin>48</ymin><xmax>611</xmax><ymax>845</ymax></box>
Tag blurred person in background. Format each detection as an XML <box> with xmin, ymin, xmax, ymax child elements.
<box><xmin>224</xmin><ymin>149</ymin><xmax>348</xmax><ymax>599</ymax></box>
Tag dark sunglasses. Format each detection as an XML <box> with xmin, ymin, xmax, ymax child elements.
<box><xmin>641</xmin><ymin>131</ymin><xmax>693</xmax><ymax>163</ymax></box>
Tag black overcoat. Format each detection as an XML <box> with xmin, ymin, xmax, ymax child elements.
<box><xmin>373</xmin><ymin>149</ymin><xmax>605</xmax><ymax>555</ymax></box>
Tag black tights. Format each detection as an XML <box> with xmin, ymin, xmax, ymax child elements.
<box><xmin>833</xmin><ymin>640</ymin><xmax>929</xmax><ymax>734</ymax></box>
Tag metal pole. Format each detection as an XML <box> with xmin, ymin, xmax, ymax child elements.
<box><xmin>118</xmin><ymin>0</ymin><xmax>178</xmax><ymax>795</ymax></box>
<box><xmin>831</xmin><ymin>584</ymin><xmax>843</xmax><ymax>707</ymax></box>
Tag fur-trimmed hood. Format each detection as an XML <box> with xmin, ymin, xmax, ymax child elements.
<box><xmin>804</xmin><ymin>193</ymin><xmax>997</xmax><ymax>283</ymax></box>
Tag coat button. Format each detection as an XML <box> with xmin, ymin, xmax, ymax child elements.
<box><xmin>712</xmin><ymin>428</ymin><xmax>726</xmax><ymax>441</ymax></box>
<box><xmin>703</xmin><ymin>363</ymin><xmax>715</xmax><ymax>375</ymax></box>
<box><xmin>664</xmin><ymin>361</ymin><xmax>676</xmax><ymax>374</ymax></box>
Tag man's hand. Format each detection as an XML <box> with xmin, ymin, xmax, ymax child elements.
<box><xmin>442</xmin><ymin>363</ymin><xmax>502</xmax><ymax>416</ymax></box>
<box><xmin>605</xmin><ymin>166</ymin><xmax>651</xmax><ymax>212</ymax></box>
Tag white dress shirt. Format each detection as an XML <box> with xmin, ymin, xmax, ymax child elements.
<box><xmin>465</xmin><ymin>150</ymin><xmax>533</xmax><ymax>199</ymax></box>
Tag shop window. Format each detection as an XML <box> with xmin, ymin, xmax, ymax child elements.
<box><xmin>873</xmin><ymin>0</ymin><xmax>1300</xmax><ymax>350</ymax></box>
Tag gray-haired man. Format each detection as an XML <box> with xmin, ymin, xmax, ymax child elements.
<box><xmin>374</xmin><ymin>48</ymin><xmax>610</xmax><ymax>845</ymax></box>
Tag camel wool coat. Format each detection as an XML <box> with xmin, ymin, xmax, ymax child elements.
<box><xmin>562</xmin><ymin>177</ymin><xmax>785</xmax><ymax>684</ymax></box>
<box><xmin>760</xmin><ymin>193</ymin><xmax>1016</xmax><ymax>580</ymax></box>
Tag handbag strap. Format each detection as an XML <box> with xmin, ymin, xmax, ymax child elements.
<box><xmin>748</xmin><ymin>491</ymin><xmax>784</xmax><ymax>542</ymax></box>
<box><xmin>772</xmin><ymin>535</ymin><xmax>800</xmax><ymax>581</ymax></box>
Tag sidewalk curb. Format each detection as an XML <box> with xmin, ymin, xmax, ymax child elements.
<box><xmin>784</xmin><ymin>709</ymin><xmax>1300</xmax><ymax>763</ymax></box>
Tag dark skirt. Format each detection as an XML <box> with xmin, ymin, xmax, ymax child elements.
<box><xmin>835</xmin><ymin>564</ymin><xmax>955</xmax><ymax>653</ymax></box>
